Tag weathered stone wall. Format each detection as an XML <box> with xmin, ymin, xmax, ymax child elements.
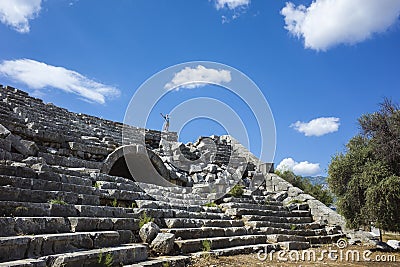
<box><xmin>0</xmin><ymin>85</ymin><xmax>177</xmax><ymax>166</ymax></box>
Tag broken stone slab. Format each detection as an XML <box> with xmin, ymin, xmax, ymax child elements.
<box><xmin>0</xmin><ymin>123</ymin><xmax>11</xmax><ymax>138</ymax></box>
<box><xmin>205</xmin><ymin>173</ymin><xmax>216</xmax><ymax>183</ymax></box>
<box><xmin>139</xmin><ymin>222</ymin><xmax>160</xmax><ymax>243</ymax></box>
<box><xmin>373</xmin><ymin>241</ymin><xmax>395</xmax><ymax>252</ymax></box>
<box><xmin>0</xmin><ymin>139</ymin><xmax>11</xmax><ymax>152</ymax></box>
<box><xmin>189</xmin><ymin>164</ymin><xmax>203</xmax><ymax>174</ymax></box>
<box><xmin>204</xmin><ymin>164</ymin><xmax>218</xmax><ymax>174</ymax></box>
<box><xmin>191</xmin><ymin>173</ymin><xmax>204</xmax><ymax>183</ymax></box>
<box><xmin>0</xmin><ymin>258</ymin><xmax>46</xmax><ymax>266</ymax></box>
<box><xmin>150</xmin><ymin>233</ymin><xmax>175</xmax><ymax>255</ymax></box>
<box><xmin>272</xmin><ymin>191</ymin><xmax>288</xmax><ymax>202</ymax></box>
<box><xmin>90</xmin><ymin>231</ymin><xmax>120</xmax><ymax>248</ymax></box>
<box><xmin>0</xmin><ymin>236</ymin><xmax>30</xmax><ymax>262</ymax></box>
<box><xmin>68</xmin><ymin>142</ymin><xmax>109</xmax><ymax>156</ymax></box>
<box><xmin>279</xmin><ymin>241</ymin><xmax>310</xmax><ymax>250</ymax></box>
<box><xmin>22</xmin><ymin>156</ymin><xmax>46</xmax><ymax>165</ymax></box>
<box><xmin>6</xmin><ymin>134</ymin><xmax>39</xmax><ymax>156</ymax></box>
<box><xmin>387</xmin><ymin>240</ymin><xmax>400</xmax><ymax>250</ymax></box>
<box><xmin>42</xmin><ymin>244</ymin><xmax>148</xmax><ymax>267</ymax></box>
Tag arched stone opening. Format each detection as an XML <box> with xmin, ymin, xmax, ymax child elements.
<box><xmin>101</xmin><ymin>144</ymin><xmax>170</xmax><ymax>185</ymax></box>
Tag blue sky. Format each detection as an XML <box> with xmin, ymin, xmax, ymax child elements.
<box><xmin>0</xmin><ymin>0</ymin><xmax>400</xmax><ymax>176</ymax></box>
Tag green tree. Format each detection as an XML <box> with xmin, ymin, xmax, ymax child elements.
<box><xmin>328</xmin><ymin>99</ymin><xmax>400</xmax><ymax>231</ymax></box>
<box><xmin>275</xmin><ymin>170</ymin><xmax>334</xmax><ymax>206</ymax></box>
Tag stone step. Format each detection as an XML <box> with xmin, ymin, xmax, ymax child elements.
<box><xmin>37</xmin><ymin>152</ymin><xmax>102</xmax><ymax>169</ymax></box>
<box><xmin>0</xmin><ymin>165</ymin><xmax>37</xmax><ymax>179</ymax></box>
<box><xmin>42</xmin><ymin>243</ymin><xmax>148</xmax><ymax>266</ymax></box>
<box><xmin>0</xmin><ymin>174</ymin><xmax>97</xmax><ymax>196</ymax></box>
<box><xmin>0</xmin><ymin>186</ymin><xmax>100</xmax><ymax>206</ymax></box>
<box><xmin>98</xmin><ymin>189</ymin><xmax>153</xmax><ymax>202</ymax></box>
<box><xmin>305</xmin><ymin>234</ymin><xmax>346</xmax><ymax>244</ymax></box>
<box><xmin>136</xmin><ymin>182</ymin><xmax>192</xmax><ymax>195</ymax></box>
<box><xmin>224</xmin><ymin>208</ymin><xmax>311</xmax><ymax>217</ymax></box>
<box><xmin>174</xmin><ymin>210</ymin><xmax>230</xmax><ymax>220</ymax></box>
<box><xmin>95</xmin><ymin>180</ymin><xmax>144</xmax><ymax>192</ymax></box>
<box><xmin>68</xmin><ymin>217</ymin><xmax>140</xmax><ymax>233</ymax></box>
<box><xmin>0</xmin><ymin>258</ymin><xmax>46</xmax><ymax>267</ymax></box>
<box><xmin>0</xmin><ymin>217</ymin><xmax>69</xmax><ymax>237</ymax></box>
<box><xmin>0</xmin><ymin>201</ymin><xmax>136</xmax><ymax>218</ymax></box>
<box><xmin>286</xmin><ymin>202</ymin><xmax>310</xmax><ymax>211</ymax></box>
<box><xmin>222</xmin><ymin>196</ymin><xmax>259</xmax><ymax>204</ymax></box>
<box><xmin>279</xmin><ymin>241</ymin><xmax>311</xmax><ymax>250</ymax></box>
<box><xmin>135</xmin><ymin>200</ymin><xmax>208</xmax><ymax>213</ymax></box>
<box><xmin>91</xmin><ymin>173</ymin><xmax>140</xmax><ymax>187</ymax></box>
<box><xmin>192</xmin><ymin>243</ymin><xmax>279</xmax><ymax>257</ymax></box>
<box><xmin>161</xmin><ymin>226</ymin><xmax>253</xmax><ymax>239</ymax></box>
<box><xmin>124</xmin><ymin>255</ymin><xmax>190</xmax><ymax>267</ymax></box>
<box><xmin>242</xmin><ymin>214</ymin><xmax>313</xmax><ymax>224</ymax></box>
<box><xmin>137</xmin><ymin>197</ymin><xmax>207</xmax><ymax>209</ymax></box>
<box><xmin>36</xmin><ymin>166</ymin><xmax>93</xmax><ymax>183</ymax></box>
<box><xmin>245</xmin><ymin>221</ymin><xmax>323</xmax><ymax>230</ymax></box>
<box><xmin>219</xmin><ymin>202</ymin><xmax>286</xmax><ymax>212</ymax></box>
<box><xmin>0</xmin><ymin>231</ymin><xmax>122</xmax><ymax>262</ymax></box>
<box><xmin>0</xmin><ymin>217</ymin><xmax>140</xmax><ymax>237</ymax></box>
<box><xmin>267</xmin><ymin>234</ymin><xmax>307</xmax><ymax>243</ymax></box>
<box><xmin>223</xmin><ymin>196</ymin><xmax>282</xmax><ymax>206</ymax></box>
<box><xmin>164</xmin><ymin>218</ymin><xmax>244</xmax><ymax>228</ymax></box>
<box><xmin>151</xmin><ymin>195</ymin><xmax>207</xmax><ymax>206</ymax></box>
<box><xmin>175</xmin><ymin>234</ymin><xmax>268</xmax><ymax>253</ymax></box>
<box><xmin>257</xmin><ymin>226</ymin><xmax>327</xmax><ymax>237</ymax></box>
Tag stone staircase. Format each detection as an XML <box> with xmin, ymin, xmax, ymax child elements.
<box><xmin>0</xmin><ymin>160</ymin><xmax>346</xmax><ymax>266</ymax></box>
<box><xmin>0</xmin><ymin>85</ymin><xmax>349</xmax><ymax>266</ymax></box>
<box><xmin>0</xmin><ymin>162</ymin><xmax>192</xmax><ymax>266</ymax></box>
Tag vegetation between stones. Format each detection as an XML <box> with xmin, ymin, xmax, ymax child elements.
<box><xmin>139</xmin><ymin>211</ymin><xmax>154</xmax><ymax>228</ymax></box>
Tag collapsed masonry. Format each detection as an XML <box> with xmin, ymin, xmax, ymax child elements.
<box><xmin>0</xmin><ymin>85</ymin><xmax>370</xmax><ymax>267</ymax></box>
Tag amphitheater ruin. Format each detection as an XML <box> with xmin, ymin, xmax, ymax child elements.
<box><xmin>0</xmin><ymin>85</ymin><xmax>371</xmax><ymax>266</ymax></box>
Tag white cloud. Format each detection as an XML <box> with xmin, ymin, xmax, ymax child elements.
<box><xmin>215</xmin><ymin>0</ymin><xmax>250</xmax><ymax>10</ymax></box>
<box><xmin>164</xmin><ymin>65</ymin><xmax>231</xmax><ymax>90</ymax></box>
<box><xmin>291</xmin><ymin>117</ymin><xmax>340</xmax><ymax>137</ymax></box>
<box><xmin>0</xmin><ymin>0</ymin><xmax>42</xmax><ymax>33</ymax></box>
<box><xmin>281</xmin><ymin>0</ymin><xmax>400</xmax><ymax>51</ymax></box>
<box><xmin>277</xmin><ymin>158</ymin><xmax>321</xmax><ymax>176</ymax></box>
<box><xmin>0</xmin><ymin>59</ymin><xmax>120</xmax><ymax>104</ymax></box>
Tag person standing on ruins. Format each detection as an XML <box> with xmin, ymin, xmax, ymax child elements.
<box><xmin>160</xmin><ymin>113</ymin><xmax>170</xmax><ymax>132</ymax></box>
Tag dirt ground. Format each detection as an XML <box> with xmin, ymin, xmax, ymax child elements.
<box><xmin>188</xmin><ymin>245</ymin><xmax>400</xmax><ymax>267</ymax></box>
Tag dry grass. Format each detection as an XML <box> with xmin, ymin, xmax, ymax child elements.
<box><xmin>188</xmin><ymin>245</ymin><xmax>400</xmax><ymax>267</ymax></box>
<box><xmin>382</xmin><ymin>233</ymin><xmax>400</xmax><ymax>243</ymax></box>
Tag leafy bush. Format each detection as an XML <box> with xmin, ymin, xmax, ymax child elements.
<box><xmin>229</xmin><ymin>184</ymin><xmax>244</xmax><ymax>198</ymax></box>
<box><xmin>275</xmin><ymin>170</ymin><xmax>333</xmax><ymax>206</ymax></box>
<box><xmin>139</xmin><ymin>211</ymin><xmax>154</xmax><ymax>228</ymax></box>
<box><xmin>328</xmin><ymin>99</ymin><xmax>400</xmax><ymax>231</ymax></box>
<box><xmin>98</xmin><ymin>251</ymin><xmax>113</xmax><ymax>267</ymax></box>
<box><xmin>204</xmin><ymin>202</ymin><xmax>217</xmax><ymax>207</ymax></box>
<box><xmin>111</xmin><ymin>198</ymin><xmax>118</xmax><ymax>207</ymax></box>
<box><xmin>202</xmin><ymin>240</ymin><xmax>211</xmax><ymax>252</ymax></box>
<box><xmin>287</xmin><ymin>199</ymin><xmax>304</xmax><ymax>205</ymax></box>
<box><xmin>49</xmin><ymin>198</ymin><xmax>67</xmax><ymax>205</ymax></box>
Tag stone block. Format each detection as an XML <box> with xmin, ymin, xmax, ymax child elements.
<box><xmin>0</xmin><ymin>139</ymin><xmax>11</xmax><ymax>151</ymax></box>
<box><xmin>150</xmin><ymin>233</ymin><xmax>175</xmax><ymax>255</ymax></box>
<box><xmin>0</xmin><ymin>123</ymin><xmax>10</xmax><ymax>138</ymax></box>
<box><xmin>387</xmin><ymin>240</ymin><xmax>400</xmax><ymax>250</ymax></box>
<box><xmin>6</xmin><ymin>134</ymin><xmax>38</xmax><ymax>156</ymax></box>
<box><xmin>139</xmin><ymin>222</ymin><xmax>160</xmax><ymax>243</ymax></box>
<box><xmin>91</xmin><ymin>231</ymin><xmax>120</xmax><ymax>248</ymax></box>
